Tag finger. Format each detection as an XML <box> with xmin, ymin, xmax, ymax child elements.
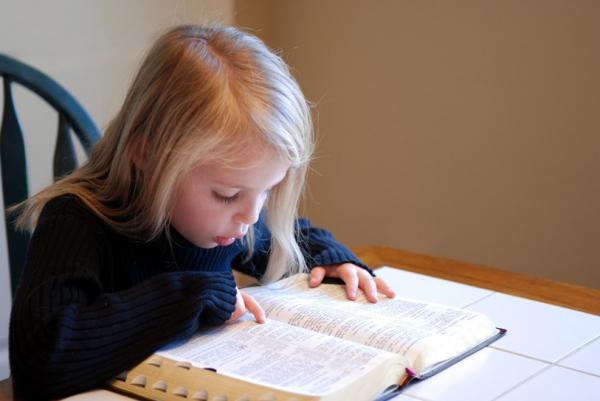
<box><xmin>337</xmin><ymin>264</ymin><xmax>359</xmax><ymax>301</ymax></box>
<box><xmin>309</xmin><ymin>266</ymin><xmax>327</xmax><ymax>287</ymax></box>
<box><xmin>241</xmin><ymin>292</ymin><xmax>266</xmax><ymax>324</ymax></box>
<box><xmin>358</xmin><ymin>270</ymin><xmax>378</xmax><ymax>303</ymax></box>
<box><xmin>375</xmin><ymin>277</ymin><xmax>396</xmax><ymax>299</ymax></box>
<box><xmin>227</xmin><ymin>289</ymin><xmax>246</xmax><ymax>323</ymax></box>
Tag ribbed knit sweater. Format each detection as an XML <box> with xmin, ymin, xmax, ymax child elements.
<box><xmin>9</xmin><ymin>195</ymin><xmax>370</xmax><ymax>400</ymax></box>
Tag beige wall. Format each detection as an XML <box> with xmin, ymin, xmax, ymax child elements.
<box><xmin>236</xmin><ymin>0</ymin><xmax>600</xmax><ymax>288</ymax></box>
<box><xmin>1</xmin><ymin>0</ymin><xmax>235</xmax><ymax>195</ymax></box>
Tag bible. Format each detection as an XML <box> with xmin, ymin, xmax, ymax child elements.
<box><xmin>108</xmin><ymin>273</ymin><xmax>505</xmax><ymax>401</ymax></box>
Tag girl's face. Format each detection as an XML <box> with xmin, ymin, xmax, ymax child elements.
<box><xmin>171</xmin><ymin>148</ymin><xmax>289</xmax><ymax>248</ymax></box>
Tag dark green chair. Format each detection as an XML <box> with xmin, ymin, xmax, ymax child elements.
<box><xmin>0</xmin><ymin>54</ymin><xmax>101</xmax><ymax>297</ymax></box>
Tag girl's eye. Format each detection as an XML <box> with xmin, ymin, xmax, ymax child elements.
<box><xmin>213</xmin><ymin>191</ymin><xmax>239</xmax><ymax>204</ymax></box>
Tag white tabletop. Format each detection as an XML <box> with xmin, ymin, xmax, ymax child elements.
<box><xmin>374</xmin><ymin>267</ymin><xmax>600</xmax><ymax>401</ymax></box>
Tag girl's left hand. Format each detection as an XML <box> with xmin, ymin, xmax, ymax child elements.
<box><xmin>309</xmin><ymin>263</ymin><xmax>396</xmax><ymax>303</ymax></box>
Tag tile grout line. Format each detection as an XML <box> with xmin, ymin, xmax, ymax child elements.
<box><xmin>461</xmin><ymin>291</ymin><xmax>497</xmax><ymax>309</ymax></box>
<box><xmin>401</xmin><ymin>376</ymin><xmax>437</xmax><ymax>401</ymax></box>
<box><xmin>491</xmin><ymin>360</ymin><xmax>600</xmax><ymax>401</ymax></box>
<box><xmin>400</xmin><ymin>390</ymin><xmax>435</xmax><ymax>401</ymax></box>
<box><xmin>487</xmin><ymin>342</ymin><xmax>600</xmax><ymax>400</ymax></box>
<box><xmin>554</xmin><ymin>333</ymin><xmax>600</xmax><ymax>365</ymax></box>
<box><xmin>399</xmin><ymin>391</ymin><xmax>435</xmax><ymax>401</ymax></box>
<box><xmin>553</xmin><ymin>364</ymin><xmax>600</xmax><ymax>378</ymax></box>
<box><xmin>489</xmin><ymin>339</ymin><xmax>600</xmax><ymax>379</ymax></box>
<box><xmin>490</xmin><ymin>364</ymin><xmax>553</xmax><ymax>401</ymax></box>
<box><xmin>487</xmin><ymin>346</ymin><xmax>553</xmax><ymax>364</ymax></box>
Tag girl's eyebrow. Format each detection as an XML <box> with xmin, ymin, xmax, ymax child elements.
<box><xmin>215</xmin><ymin>182</ymin><xmax>271</xmax><ymax>191</ymax></box>
<box><xmin>213</xmin><ymin>180</ymin><xmax>249</xmax><ymax>190</ymax></box>
<box><xmin>214</xmin><ymin>174</ymin><xmax>286</xmax><ymax>191</ymax></box>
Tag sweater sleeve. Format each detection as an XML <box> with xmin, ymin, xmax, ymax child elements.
<box><xmin>233</xmin><ymin>213</ymin><xmax>373</xmax><ymax>279</ymax></box>
<box><xmin>295</xmin><ymin>218</ymin><xmax>374</xmax><ymax>275</ymax></box>
<box><xmin>9</xmin><ymin>200</ymin><xmax>237</xmax><ymax>400</ymax></box>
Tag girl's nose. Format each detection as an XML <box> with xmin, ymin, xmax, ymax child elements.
<box><xmin>235</xmin><ymin>199</ymin><xmax>262</xmax><ymax>225</ymax></box>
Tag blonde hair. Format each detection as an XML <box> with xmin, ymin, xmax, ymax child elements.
<box><xmin>15</xmin><ymin>24</ymin><xmax>314</xmax><ymax>283</ymax></box>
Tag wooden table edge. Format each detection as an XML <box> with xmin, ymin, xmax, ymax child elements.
<box><xmin>354</xmin><ymin>244</ymin><xmax>600</xmax><ymax>316</ymax></box>
<box><xmin>0</xmin><ymin>378</ymin><xmax>12</xmax><ymax>401</ymax></box>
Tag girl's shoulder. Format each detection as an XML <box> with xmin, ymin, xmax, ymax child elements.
<box><xmin>38</xmin><ymin>194</ymin><xmax>101</xmax><ymax>225</ymax></box>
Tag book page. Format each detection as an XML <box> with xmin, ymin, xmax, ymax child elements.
<box><xmin>244</xmin><ymin>274</ymin><xmax>497</xmax><ymax>373</ymax></box>
<box><xmin>157</xmin><ymin>317</ymin><xmax>405</xmax><ymax>396</ymax></box>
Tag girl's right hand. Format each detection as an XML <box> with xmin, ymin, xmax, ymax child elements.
<box><xmin>227</xmin><ymin>288</ymin><xmax>266</xmax><ymax>323</ymax></box>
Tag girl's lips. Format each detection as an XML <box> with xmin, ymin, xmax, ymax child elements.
<box><xmin>215</xmin><ymin>236</ymin><xmax>236</xmax><ymax>246</ymax></box>
<box><xmin>215</xmin><ymin>234</ymin><xmax>246</xmax><ymax>246</ymax></box>
<box><xmin>215</xmin><ymin>231</ymin><xmax>246</xmax><ymax>246</ymax></box>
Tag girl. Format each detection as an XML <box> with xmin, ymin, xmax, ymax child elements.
<box><xmin>9</xmin><ymin>24</ymin><xmax>395</xmax><ymax>400</ymax></box>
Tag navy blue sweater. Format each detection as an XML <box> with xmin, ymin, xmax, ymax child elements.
<box><xmin>9</xmin><ymin>195</ymin><xmax>370</xmax><ymax>400</ymax></box>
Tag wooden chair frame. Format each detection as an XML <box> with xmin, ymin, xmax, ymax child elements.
<box><xmin>0</xmin><ymin>54</ymin><xmax>101</xmax><ymax>296</ymax></box>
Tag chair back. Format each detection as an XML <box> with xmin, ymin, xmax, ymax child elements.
<box><xmin>0</xmin><ymin>54</ymin><xmax>101</xmax><ymax>296</ymax></box>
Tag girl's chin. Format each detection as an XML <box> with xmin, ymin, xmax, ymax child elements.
<box><xmin>187</xmin><ymin>237</ymin><xmax>219</xmax><ymax>249</ymax></box>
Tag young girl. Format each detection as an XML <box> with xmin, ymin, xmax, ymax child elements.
<box><xmin>9</xmin><ymin>24</ymin><xmax>395</xmax><ymax>400</ymax></box>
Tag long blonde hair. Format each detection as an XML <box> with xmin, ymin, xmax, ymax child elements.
<box><xmin>15</xmin><ymin>24</ymin><xmax>314</xmax><ymax>283</ymax></box>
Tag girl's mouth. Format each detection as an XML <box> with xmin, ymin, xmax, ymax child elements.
<box><xmin>215</xmin><ymin>236</ymin><xmax>237</xmax><ymax>246</ymax></box>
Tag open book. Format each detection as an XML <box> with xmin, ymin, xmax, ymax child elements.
<box><xmin>108</xmin><ymin>273</ymin><xmax>505</xmax><ymax>401</ymax></box>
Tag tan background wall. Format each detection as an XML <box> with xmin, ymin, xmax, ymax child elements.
<box><xmin>236</xmin><ymin>0</ymin><xmax>600</xmax><ymax>289</ymax></box>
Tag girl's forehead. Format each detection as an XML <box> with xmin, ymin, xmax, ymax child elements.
<box><xmin>197</xmin><ymin>149</ymin><xmax>290</xmax><ymax>188</ymax></box>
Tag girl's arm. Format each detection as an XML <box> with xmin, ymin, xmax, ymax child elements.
<box><xmin>9</xmin><ymin>199</ymin><xmax>237</xmax><ymax>400</ymax></box>
<box><xmin>294</xmin><ymin>217</ymin><xmax>374</xmax><ymax>273</ymax></box>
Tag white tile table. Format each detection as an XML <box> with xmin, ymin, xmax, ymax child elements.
<box><xmin>376</xmin><ymin>266</ymin><xmax>600</xmax><ymax>401</ymax></box>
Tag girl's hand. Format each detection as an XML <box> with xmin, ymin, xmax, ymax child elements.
<box><xmin>227</xmin><ymin>288</ymin><xmax>266</xmax><ymax>323</ymax></box>
<box><xmin>309</xmin><ymin>263</ymin><xmax>396</xmax><ymax>303</ymax></box>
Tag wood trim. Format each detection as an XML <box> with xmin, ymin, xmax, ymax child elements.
<box><xmin>0</xmin><ymin>379</ymin><xmax>13</xmax><ymax>401</ymax></box>
<box><xmin>354</xmin><ymin>245</ymin><xmax>600</xmax><ymax>315</ymax></box>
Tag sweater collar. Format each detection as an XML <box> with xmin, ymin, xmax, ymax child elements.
<box><xmin>156</xmin><ymin>226</ymin><xmax>246</xmax><ymax>272</ymax></box>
